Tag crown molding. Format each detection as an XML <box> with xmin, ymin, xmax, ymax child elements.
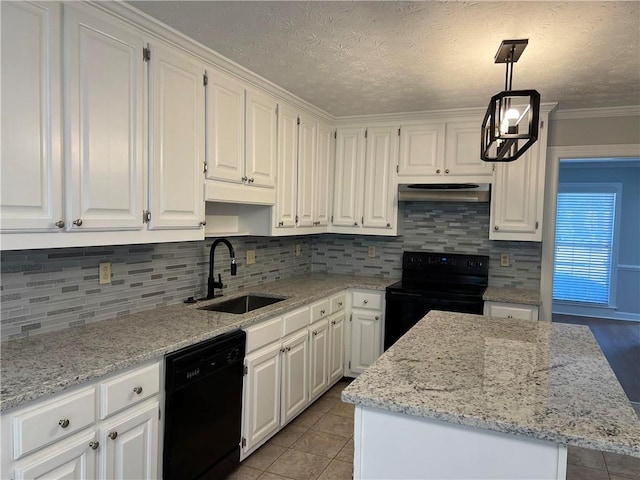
<box><xmin>552</xmin><ymin>106</ymin><xmax>640</xmax><ymax>120</ymax></box>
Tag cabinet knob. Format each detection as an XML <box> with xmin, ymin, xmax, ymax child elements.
<box><xmin>249</xmin><ymin>177</ymin><xmax>255</xmax><ymax>183</ymax></box>
<box><xmin>507</xmin><ymin>315</ymin><xmax>514</xmax><ymax>319</ymax></box>
<box><xmin>375</xmin><ymin>316</ymin><xmax>380</xmax><ymax>320</ymax></box>
<box><xmin>286</xmin><ymin>346</ymin><xmax>291</xmax><ymax>351</ymax></box>
<box><xmin>445</xmin><ymin>169</ymin><xmax>450</xmax><ymax>174</ymax></box>
<box><xmin>133</xmin><ymin>386</ymin><xmax>143</xmax><ymax>395</ymax></box>
<box><xmin>320</xmin><ymin>309</ymin><xmax>325</xmax><ymax>315</ymax></box>
<box><xmin>58</xmin><ymin>418</ymin><xmax>70</xmax><ymax>429</ymax></box>
<box><xmin>280</xmin><ymin>347</ymin><xmax>286</xmax><ymax>353</ymax></box>
<box><xmin>331</xmin><ymin>320</ymin><xmax>336</xmax><ymax>325</ymax></box>
<box><xmin>108</xmin><ymin>431</ymin><xmax>118</xmax><ymax>440</ymax></box>
<box><xmin>89</xmin><ymin>441</ymin><xmax>99</xmax><ymax>450</ymax></box>
<box><xmin>278</xmin><ymin>221</ymin><xmax>284</xmax><ymax>227</ymax></box>
<box><xmin>386</xmin><ymin>223</ymin><xmax>391</xmax><ymax>228</ymax></box>
<box><xmin>436</xmin><ymin>169</ymin><xmax>441</xmax><ymax>174</ymax></box>
<box><xmin>354</xmin><ymin>222</ymin><xmax>358</xmax><ymax>226</ymax></box>
<box><xmin>199</xmin><ymin>221</ymin><xmax>206</xmax><ymax>227</ymax></box>
<box><xmin>72</xmin><ymin>218</ymin><xmax>83</xmax><ymax>227</ymax></box>
<box><xmin>363</xmin><ymin>300</ymin><xmax>368</xmax><ymax>304</ymax></box>
<box><xmin>55</xmin><ymin>220</ymin><xmax>65</xmax><ymax>229</ymax></box>
<box><xmin>241</xmin><ymin>176</ymin><xmax>248</xmax><ymax>182</ymax></box>
<box><xmin>494</xmin><ymin>226</ymin><xmax>499</xmax><ymax>231</ymax></box>
<box><xmin>312</xmin><ymin>331</ymin><xmax>317</xmax><ymax>336</ymax></box>
<box><xmin>338</xmin><ymin>302</ymin><xmax>343</xmax><ymax>307</ymax></box>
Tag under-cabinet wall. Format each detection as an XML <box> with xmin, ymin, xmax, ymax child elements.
<box><xmin>0</xmin><ymin>237</ymin><xmax>312</xmax><ymax>341</ymax></box>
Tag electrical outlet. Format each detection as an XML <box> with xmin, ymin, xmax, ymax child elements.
<box><xmin>246</xmin><ymin>250</ymin><xmax>256</xmax><ymax>265</ymax></box>
<box><xmin>295</xmin><ymin>244</ymin><xmax>301</xmax><ymax>257</ymax></box>
<box><xmin>99</xmin><ymin>262</ymin><xmax>111</xmax><ymax>285</ymax></box>
<box><xmin>500</xmin><ymin>253</ymin><xmax>510</xmax><ymax>267</ymax></box>
<box><xmin>368</xmin><ymin>246</ymin><xmax>376</xmax><ymax>258</ymax></box>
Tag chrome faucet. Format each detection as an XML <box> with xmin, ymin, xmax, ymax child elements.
<box><xmin>207</xmin><ymin>238</ymin><xmax>237</xmax><ymax>299</ymax></box>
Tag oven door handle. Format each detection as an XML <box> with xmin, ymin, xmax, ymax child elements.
<box><xmin>387</xmin><ymin>291</ymin><xmax>423</xmax><ymax>297</ymax></box>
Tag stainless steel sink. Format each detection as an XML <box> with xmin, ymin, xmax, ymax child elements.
<box><xmin>198</xmin><ymin>294</ymin><xmax>286</xmax><ymax>314</ymax></box>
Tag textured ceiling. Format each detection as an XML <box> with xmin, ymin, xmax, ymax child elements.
<box><xmin>128</xmin><ymin>1</ymin><xmax>640</xmax><ymax>116</ymax></box>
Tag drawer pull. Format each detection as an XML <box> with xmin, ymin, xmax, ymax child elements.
<box><xmin>331</xmin><ymin>320</ymin><xmax>336</xmax><ymax>325</ymax></box>
<box><xmin>320</xmin><ymin>309</ymin><xmax>325</xmax><ymax>315</ymax></box>
<box><xmin>286</xmin><ymin>346</ymin><xmax>291</xmax><ymax>351</ymax></box>
<box><xmin>89</xmin><ymin>441</ymin><xmax>100</xmax><ymax>450</ymax></box>
<box><xmin>108</xmin><ymin>431</ymin><xmax>118</xmax><ymax>440</ymax></box>
<box><xmin>375</xmin><ymin>316</ymin><xmax>379</xmax><ymax>320</ymax></box>
<box><xmin>338</xmin><ymin>302</ymin><xmax>343</xmax><ymax>307</ymax></box>
<box><xmin>58</xmin><ymin>418</ymin><xmax>70</xmax><ymax>429</ymax></box>
<box><xmin>312</xmin><ymin>331</ymin><xmax>317</xmax><ymax>336</ymax></box>
<box><xmin>133</xmin><ymin>386</ymin><xmax>143</xmax><ymax>395</ymax></box>
<box><xmin>363</xmin><ymin>300</ymin><xmax>368</xmax><ymax>304</ymax></box>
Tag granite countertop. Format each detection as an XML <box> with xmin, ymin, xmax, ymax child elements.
<box><xmin>342</xmin><ymin>311</ymin><xmax>640</xmax><ymax>457</ymax></box>
<box><xmin>1</xmin><ymin>273</ymin><xmax>391</xmax><ymax>412</ymax></box>
<box><xmin>483</xmin><ymin>286</ymin><xmax>541</xmax><ymax>305</ymax></box>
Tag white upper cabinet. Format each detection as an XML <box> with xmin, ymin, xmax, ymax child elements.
<box><xmin>333</xmin><ymin>127</ymin><xmax>365</xmax><ymax>227</ymax></box>
<box><xmin>315</xmin><ymin>121</ymin><xmax>333</xmax><ymax>227</ymax></box>
<box><xmin>363</xmin><ymin>126</ymin><xmax>398</xmax><ymax>229</ymax></box>
<box><xmin>206</xmin><ymin>70</ymin><xmax>245</xmax><ymax>184</ymax></box>
<box><xmin>1</xmin><ymin>1</ymin><xmax>62</xmax><ymax>232</ymax></box>
<box><xmin>275</xmin><ymin>104</ymin><xmax>298</xmax><ymax>229</ymax></box>
<box><xmin>397</xmin><ymin>118</ymin><xmax>492</xmax><ymax>182</ymax></box>
<box><xmin>398</xmin><ymin>122</ymin><xmax>444</xmax><ymax>177</ymax></box>
<box><xmin>296</xmin><ymin>113</ymin><xmax>317</xmax><ymax>228</ymax></box>
<box><xmin>246</xmin><ymin>88</ymin><xmax>278</xmax><ymax>188</ymax></box>
<box><xmin>332</xmin><ymin>125</ymin><xmax>398</xmax><ymax>235</ymax></box>
<box><xmin>444</xmin><ymin>120</ymin><xmax>494</xmax><ymax>178</ymax></box>
<box><xmin>272</xmin><ymin>107</ymin><xmax>331</xmax><ymax>235</ymax></box>
<box><xmin>64</xmin><ymin>5</ymin><xmax>145</xmax><ymax>231</ymax></box>
<box><xmin>148</xmin><ymin>42</ymin><xmax>205</xmax><ymax>230</ymax></box>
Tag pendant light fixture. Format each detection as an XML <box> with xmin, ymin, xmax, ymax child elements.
<box><xmin>481</xmin><ymin>39</ymin><xmax>540</xmax><ymax>162</ymax></box>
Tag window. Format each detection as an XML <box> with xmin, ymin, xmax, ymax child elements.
<box><xmin>553</xmin><ymin>184</ymin><xmax>620</xmax><ymax>305</ymax></box>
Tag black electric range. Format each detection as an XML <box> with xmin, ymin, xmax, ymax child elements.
<box><xmin>384</xmin><ymin>251</ymin><xmax>489</xmax><ymax>350</ymax></box>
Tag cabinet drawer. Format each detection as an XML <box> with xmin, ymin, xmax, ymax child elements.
<box><xmin>352</xmin><ymin>291</ymin><xmax>382</xmax><ymax>310</ymax></box>
<box><xmin>12</xmin><ymin>387</ymin><xmax>96</xmax><ymax>460</ymax></box>
<box><xmin>484</xmin><ymin>302</ymin><xmax>539</xmax><ymax>321</ymax></box>
<box><xmin>330</xmin><ymin>293</ymin><xmax>346</xmax><ymax>313</ymax></box>
<box><xmin>311</xmin><ymin>299</ymin><xmax>330</xmax><ymax>323</ymax></box>
<box><xmin>245</xmin><ymin>316</ymin><xmax>283</xmax><ymax>353</ymax></box>
<box><xmin>282</xmin><ymin>307</ymin><xmax>310</xmax><ymax>336</ymax></box>
<box><xmin>99</xmin><ymin>362</ymin><xmax>160</xmax><ymax>419</ymax></box>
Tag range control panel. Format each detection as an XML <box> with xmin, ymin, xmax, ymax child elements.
<box><xmin>402</xmin><ymin>251</ymin><xmax>489</xmax><ymax>274</ymax></box>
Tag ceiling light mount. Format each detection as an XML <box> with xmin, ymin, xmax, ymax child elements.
<box><xmin>481</xmin><ymin>39</ymin><xmax>540</xmax><ymax>162</ymax></box>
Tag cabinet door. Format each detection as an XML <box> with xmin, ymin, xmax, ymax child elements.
<box><xmin>333</xmin><ymin>127</ymin><xmax>365</xmax><ymax>227</ymax></box>
<box><xmin>328</xmin><ymin>312</ymin><xmax>345</xmax><ymax>384</ymax></box>
<box><xmin>281</xmin><ymin>330</ymin><xmax>309</xmax><ymax>425</ymax></box>
<box><xmin>243</xmin><ymin>343</ymin><xmax>281</xmax><ymax>452</ymax></box>
<box><xmin>246</xmin><ymin>88</ymin><xmax>277</xmax><ymax>188</ymax></box>
<box><xmin>315</xmin><ymin>122</ymin><xmax>333</xmax><ymax>227</ymax></box>
<box><xmin>444</xmin><ymin>120</ymin><xmax>493</xmax><ymax>177</ymax></box>
<box><xmin>13</xmin><ymin>430</ymin><xmax>97</xmax><ymax>480</ymax></box>
<box><xmin>309</xmin><ymin>319</ymin><xmax>330</xmax><ymax>400</ymax></box>
<box><xmin>363</xmin><ymin>126</ymin><xmax>397</xmax><ymax>229</ymax></box>
<box><xmin>398</xmin><ymin>123</ymin><xmax>445</xmax><ymax>177</ymax></box>
<box><xmin>148</xmin><ymin>43</ymin><xmax>204</xmax><ymax>229</ymax></box>
<box><xmin>1</xmin><ymin>1</ymin><xmax>62</xmax><ymax>231</ymax></box>
<box><xmin>490</xmin><ymin>141</ymin><xmax>543</xmax><ymax>241</ymax></box>
<box><xmin>275</xmin><ymin>104</ymin><xmax>298</xmax><ymax>229</ymax></box>
<box><xmin>65</xmin><ymin>6</ymin><xmax>145</xmax><ymax>231</ymax></box>
<box><xmin>350</xmin><ymin>311</ymin><xmax>382</xmax><ymax>375</ymax></box>
<box><xmin>297</xmin><ymin>114</ymin><xmax>317</xmax><ymax>227</ymax></box>
<box><xmin>100</xmin><ymin>400</ymin><xmax>158</xmax><ymax>480</ymax></box>
<box><xmin>206</xmin><ymin>69</ymin><xmax>245</xmax><ymax>184</ymax></box>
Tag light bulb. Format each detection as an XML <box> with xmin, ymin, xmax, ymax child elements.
<box><xmin>500</xmin><ymin>108</ymin><xmax>521</xmax><ymax>135</ymax></box>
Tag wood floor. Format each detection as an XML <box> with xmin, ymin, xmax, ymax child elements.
<box><xmin>553</xmin><ymin>314</ymin><xmax>640</xmax><ymax>403</ymax></box>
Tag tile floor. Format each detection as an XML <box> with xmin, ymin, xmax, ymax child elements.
<box><xmin>225</xmin><ymin>379</ymin><xmax>640</xmax><ymax>480</ymax></box>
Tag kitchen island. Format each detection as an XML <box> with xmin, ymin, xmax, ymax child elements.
<box><xmin>342</xmin><ymin>311</ymin><xmax>640</xmax><ymax>479</ymax></box>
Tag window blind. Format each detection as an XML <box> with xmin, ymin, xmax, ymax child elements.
<box><xmin>553</xmin><ymin>190</ymin><xmax>616</xmax><ymax>305</ymax></box>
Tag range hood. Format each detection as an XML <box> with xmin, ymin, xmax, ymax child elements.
<box><xmin>398</xmin><ymin>183</ymin><xmax>491</xmax><ymax>202</ymax></box>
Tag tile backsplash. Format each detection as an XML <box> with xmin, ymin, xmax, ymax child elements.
<box><xmin>1</xmin><ymin>202</ymin><xmax>542</xmax><ymax>341</ymax></box>
<box><xmin>0</xmin><ymin>237</ymin><xmax>311</xmax><ymax>341</ymax></box>
<box><xmin>311</xmin><ymin>202</ymin><xmax>542</xmax><ymax>288</ymax></box>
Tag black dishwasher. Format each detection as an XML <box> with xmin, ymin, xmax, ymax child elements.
<box><xmin>163</xmin><ymin>329</ymin><xmax>246</xmax><ymax>480</ymax></box>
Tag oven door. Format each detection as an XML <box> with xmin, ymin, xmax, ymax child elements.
<box><xmin>384</xmin><ymin>289</ymin><xmax>483</xmax><ymax>350</ymax></box>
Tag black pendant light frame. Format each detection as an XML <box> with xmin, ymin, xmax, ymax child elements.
<box><xmin>481</xmin><ymin>39</ymin><xmax>541</xmax><ymax>162</ymax></box>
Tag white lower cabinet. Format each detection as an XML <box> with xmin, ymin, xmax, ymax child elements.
<box><xmin>328</xmin><ymin>311</ymin><xmax>346</xmax><ymax>385</ymax></box>
<box><xmin>309</xmin><ymin>319</ymin><xmax>330</xmax><ymax>401</ymax></box>
<box><xmin>281</xmin><ymin>330</ymin><xmax>310</xmax><ymax>425</ymax></box>
<box><xmin>347</xmin><ymin>290</ymin><xmax>384</xmax><ymax>376</ymax></box>
<box><xmin>1</xmin><ymin>361</ymin><xmax>162</xmax><ymax>480</ymax></box>
<box><xmin>484</xmin><ymin>301</ymin><xmax>539</xmax><ymax>321</ymax></box>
